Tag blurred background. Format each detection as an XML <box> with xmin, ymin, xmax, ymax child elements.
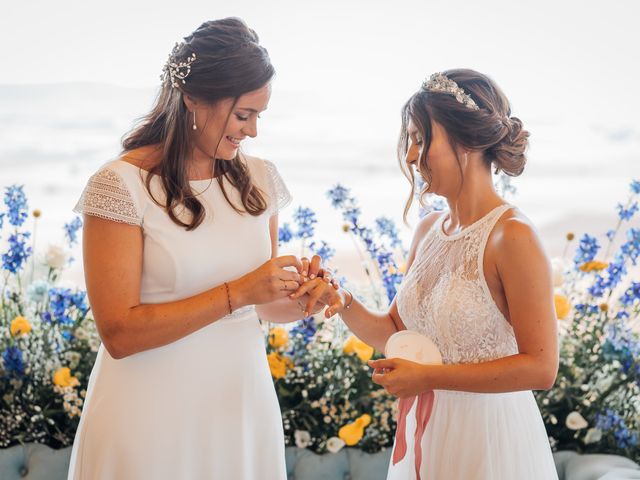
<box><xmin>1</xmin><ymin>0</ymin><xmax>639</xmax><ymax>284</ymax></box>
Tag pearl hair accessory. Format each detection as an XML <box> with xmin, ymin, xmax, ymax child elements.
<box><xmin>161</xmin><ymin>42</ymin><xmax>197</xmax><ymax>89</ymax></box>
<box><xmin>422</xmin><ymin>72</ymin><xmax>480</xmax><ymax>111</ymax></box>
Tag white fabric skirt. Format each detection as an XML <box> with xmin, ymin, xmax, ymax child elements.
<box><xmin>387</xmin><ymin>389</ymin><xmax>558</xmax><ymax>480</ymax></box>
<box><xmin>68</xmin><ymin>308</ymin><xmax>286</xmax><ymax>480</ymax></box>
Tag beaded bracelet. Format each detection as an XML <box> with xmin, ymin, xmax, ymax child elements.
<box><xmin>224</xmin><ymin>282</ymin><xmax>233</xmax><ymax>315</ymax></box>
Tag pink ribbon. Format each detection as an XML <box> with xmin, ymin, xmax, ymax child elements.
<box><xmin>392</xmin><ymin>391</ymin><xmax>435</xmax><ymax>480</ymax></box>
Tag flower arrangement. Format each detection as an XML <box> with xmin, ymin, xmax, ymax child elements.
<box><xmin>535</xmin><ymin>179</ymin><xmax>640</xmax><ymax>462</ymax></box>
<box><xmin>0</xmin><ymin>185</ymin><xmax>99</xmax><ymax>448</ymax></box>
<box><xmin>267</xmin><ymin>184</ymin><xmax>410</xmax><ymax>453</ymax></box>
<box><xmin>2</xmin><ymin>175</ymin><xmax>638</xmax><ymax>466</ymax></box>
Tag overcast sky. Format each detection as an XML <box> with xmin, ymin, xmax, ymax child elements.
<box><xmin>3</xmin><ymin>0</ymin><xmax>640</xmax><ymax>127</ymax></box>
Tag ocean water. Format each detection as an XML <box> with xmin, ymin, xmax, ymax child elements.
<box><xmin>0</xmin><ymin>83</ymin><xmax>638</xmax><ymax>285</ymax></box>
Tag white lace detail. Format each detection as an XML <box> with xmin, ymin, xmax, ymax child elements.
<box><xmin>396</xmin><ymin>205</ymin><xmax>518</xmax><ymax>365</ymax></box>
<box><xmin>73</xmin><ymin>168</ymin><xmax>142</xmax><ymax>226</ymax></box>
<box><xmin>263</xmin><ymin>160</ymin><xmax>292</xmax><ymax>215</ymax></box>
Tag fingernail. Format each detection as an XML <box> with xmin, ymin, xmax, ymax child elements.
<box><xmin>310</xmin><ymin>274</ymin><xmax>315</xmax><ymax>279</ymax></box>
<box><xmin>303</xmin><ymin>311</ymin><xmax>309</xmax><ymax>317</ymax></box>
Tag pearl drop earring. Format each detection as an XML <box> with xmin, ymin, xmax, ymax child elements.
<box><xmin>192</xmin><ymin>111</ymin><xmax>197</xmax><ymax>131</ymax></box>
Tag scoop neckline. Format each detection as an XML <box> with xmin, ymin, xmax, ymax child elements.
<box><xmin>114</xmin><ymin>159</ymin><xmax>222</xmax><ymax>183</ymax></box>
<box><xmin>436</xmin><ymin>204</ymin><xmax>512</xmax><ymax>241</ymax></box>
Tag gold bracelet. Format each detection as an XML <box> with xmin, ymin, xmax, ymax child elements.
<box><xmin>224</xmin><ymin>282</ymin><xmax>233</xmax><ymax>315</ymax></box>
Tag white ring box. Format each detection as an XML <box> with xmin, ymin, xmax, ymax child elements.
<box><xmin>384</xmin><ymin>330</ymin><xmax>443</xmax><ymax>365</ymax></box>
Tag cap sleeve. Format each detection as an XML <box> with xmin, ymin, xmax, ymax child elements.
<box><xmin>263</xmin><ymin>160</ymin><xmax>292</xmax><ymax>216</ymax></box>
<box><xmin>73</xmin><ymin>166</ymin><xmax>143</xmax><ymax>226</ymax></box>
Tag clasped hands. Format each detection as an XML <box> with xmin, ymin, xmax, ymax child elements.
<box><xmin>289</xmin><ymin>255</ymin><xmax>348</xmax><ymax>318</ymax></box>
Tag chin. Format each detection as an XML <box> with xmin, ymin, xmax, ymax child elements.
<box><xmin>216</xmin><ymin>150</ymin><xmax>238</xmax><ymax>161</ymax></box>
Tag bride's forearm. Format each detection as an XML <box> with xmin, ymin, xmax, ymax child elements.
<box><xmin>339</xmin><ymin>294</ymin><xmax>399</xmax><ymax>352</ymax></box>
<box><xmin>425</xmin><ymin>353</ymin><xmax>558</xmax><ymax>393</ymax></box>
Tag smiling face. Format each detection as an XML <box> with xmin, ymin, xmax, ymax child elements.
<box><xmin>405</xmin><ymin>117</ymin><xmax>464</xmax><ymax>197</ymax></box>
<box><xmin>188</xmin><ymin>82</ymin><xmax>272</xmax><ymax>161</ymax></box>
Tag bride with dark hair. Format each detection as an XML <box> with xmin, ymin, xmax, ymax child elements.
<box><xmin>293</xmin><ymin>69</ymin><xmax>559</xmax><ymax>479</ymax></box>
<box><xmin>68</xmin><ymin>18</ymin><xmax>325</xmax><ymax>479</ymax></box>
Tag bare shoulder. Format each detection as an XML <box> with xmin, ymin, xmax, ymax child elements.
<box><xmin>120</xmin><ymin>145</ymin><xmax>162</xmax><ymax>171</ymax></box>
<box><xmin>488</xmin><ymin>207</ymin><xmax>548</xmax><ymax>263</ymax></box>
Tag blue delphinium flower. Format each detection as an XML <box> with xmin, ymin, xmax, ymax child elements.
<box><xmin>602</xmin><ymin>321</ymin><xmax>640</xmax><ymax>376</ymax></box>
<box><xmin>2</xmin><ymin>347</ymin><xmax>25</xmax><ymax>377</ymax></box>
<box><xmin>4</xmin><ymin>185</ymin><xmax>29</xmax><ymax>227</ymax></box>
<box><xmin>376</xmin><ymin>217</ymin><xmax>402</xmax><ymax>248</ymax></box>
<box><xmin>278</xmin><ymin>223</ymin><xmax>294</xmax><ymax>245</ymax></box>
<box><xmin>574</xmin><ymin>234</ymin><xmax>600</xmax><ymax>267</ymax></box>
<box><xmin>574</xmin><ymin>303</ymin><xmax>600</xmax><ymax>316</ymax></box>
<box><xmin>293</xmin><ymin>207</ymin><xmax>317</xmax><ymax>240</ymax></box>
<box><xmin>606</xmin><ymin>229</ymin><xmax>616</xmax><ymax>241</ymax></box>
<box><xmin>309</xmin><ymin>240</ymin><xmax>335</xmax><ymax>262</ymax></box>
<box><xmin>48</xmin><ymin>288</ymin><xmax>89</xmax><ymax>325</ymax></box>
<box><xmin>64</xmin><ymin>217</ymin><xmax>83</xmax><ymax>246</ymax></box>
<box><xmin>49</xmin><ymin>288</ymin><xmax>74</xmax><ymax>325</ymax></box>
<box><xmin>343</xmin><ymin>206</ymin><xmax>361</xmax><ymax>227</ymax></box>
<box><xmin>326</xmin><ymin>186</ymin><xmax>404</xmax><ymax>302</ymax></box>
<box><xmin>290</xmin><ymin>316</ymin><xmax>317</xmax><ymax>343</ymax></box>
<box><xmin>327</xmin><ymin>184</ymin><xmax>351</xmax><ymax>209</ymax></box>
<box><xmin>61</xmin><ymin>331</ymin><xmax>74</xmax><ymax>341</ymax></box>
<box><xmin>596</xmin><ymin>410</ymin><xmax>639</xmax><ymax>450</ymax></box>
<box><xmin>620</xmin><ymin>228</ymin><xmax>640</xmax><ymax>265</ymax></box>
<box><xmin>620</xmin><ymin>282</ymin><xmax>640</xmax><ymax>307</ymax></box>
<box><xmin>2</xmin><ymin>232</ymin><xmax>32</xmax><ymax>273</ymax></box>
<box><xmin>617</xmin><ymin>202</ymin><xmax>639</xmax><ymax>222</ymax></box>
<box><xmin>589</xmin><ymin>256</ymin><xmax>626</xmax><ymax>297</ymax></box>
<box><xmin>0</xmin><ymin>212</ymin><xmax>4</xmax><ymax>231</ymax></box>
<box><xmin>630</xmin><ymin>179</ymin><xmax>640</xmax><ymax>195</ymax></box>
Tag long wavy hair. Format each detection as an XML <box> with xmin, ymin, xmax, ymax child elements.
<box><xmin>398</xmin><ymin>68</ymin><xmax>530</xmax><ymax>221</ymax></box>
<box><xmin>122</xmin><ymin>18</ymin><xmax>275</xmax><ymax>230</ymax></box>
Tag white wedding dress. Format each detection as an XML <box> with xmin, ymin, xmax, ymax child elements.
<box><xmin>389</xmin><ymin>204</ymin><xmax>558</xmax><ymax>480</ymax></box>
<box><xmin>68</xmin><ymin>156</ymin><xmax>290</xmax><ymax>479</ymax></box>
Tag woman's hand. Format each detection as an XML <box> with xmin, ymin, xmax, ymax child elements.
<box><xmin>231</xmin><ymin>255</ymin><xmax>303</xmax><ymax>307</ymax></box>
<box><xmin>289</xmin><ymin>277</ymin><xmax>348</xmax><ymax>318</ymax></box>
<box><xmin>300</xmin><ymin>255</ymin><xmax>340</xmax><ymax>289</ymax></box>
<box><xmin>368</xmin><ymin>358</ymin><xmax>433</xmax><ymax>398</ymax></box>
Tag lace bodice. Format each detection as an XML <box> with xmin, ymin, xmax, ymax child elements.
<box><xmin>396</xmin><ymin>205</ymin><xmax>519</xmax><ymax>365</ymax></box>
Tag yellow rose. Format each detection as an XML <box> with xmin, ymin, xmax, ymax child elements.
<box><xmin>267</xmin><ymin>352</ymin><xmax>292</xmax><ymax>380</ymax></box>
<box><xmin>10</xmin><ymin>316</ymin><xmax>32</xmax><ymax>336</ymax></box>
<box><xmin>338</xmin><ymin>414</ymin><xmax>372</xmax><ymax>446</ymax></box>
<box><xmin>554</xmin><ymin>294</ymin><xmax>571</xmax><ymax>320</ymax></box>
<box><xmin>268</xmin><ymin>327</ymin><xmax>289</xmax><ymax>349</ymax></box>
<box><xmin>579</xmin><ymin>261</ymin><xmax>608</xmax><ymax>273</ymax></box>
<box><xmin>53</xmin><ymin>367</ymin><xmax>80</xmax><ymax>388</ymax></box>
<box><xmin>343</xmin><ymin>335</ymin><xmax>374</xmax><ymax>362</ymax></box>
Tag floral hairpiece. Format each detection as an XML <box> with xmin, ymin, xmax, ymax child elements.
<box><xmin>161</xmin><ymin>42</ymin><xmax>197</xmax><ymax>89</ymax></box>
<box><xmin>422</xmin><ymin>72</ymin><xmax>480</xmax><ymax>111</ymax></box>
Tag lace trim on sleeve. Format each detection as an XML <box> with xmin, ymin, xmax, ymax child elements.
<box><xmin>263</xmin><ymin>160</ymin><xmax>292</xmax><ymax>215</ymax></box>
<box><xmin>73</xmin><ymin>168</ymin><xmax>142</xmax><ymax>226</ymax></box>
